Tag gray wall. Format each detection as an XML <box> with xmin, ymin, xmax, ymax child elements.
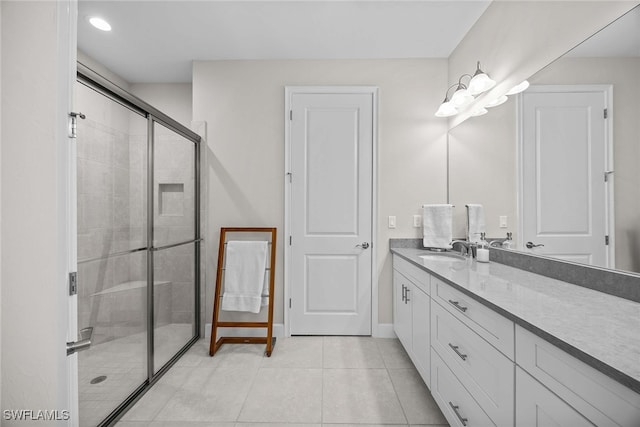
<box><xmin>192</xmin><ymin>59</ymin><xmax>449</xmax><ymax>327</ymax></box>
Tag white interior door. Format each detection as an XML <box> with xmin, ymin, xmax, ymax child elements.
<box><xmin>288</xmin><ymin>89</ymin><xmax>374</xmax><ymax>335</ymax></box>
<box><xmin>520</xmin><ymin>86</ymin><xmax>611</xmax><ymax>267</ymax></box>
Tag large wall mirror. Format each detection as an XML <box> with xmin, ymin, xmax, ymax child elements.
<box><xmin>448</xmin><ymin>5</ymin><xmax>640</xmax><ymax>275</ymax></box>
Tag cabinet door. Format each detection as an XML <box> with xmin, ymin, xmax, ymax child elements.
<box><xmin>393</xmin><ymin>270</ymin><xmax>412</xmax><ymax>350</ymax></box>
<box><xmin>411</xmin><ymin>285</ymin><xmax>430</xmax><ymax>387</ymax></box>
<box><xmin>516</xmin><ymin>367</ymin><xmax>594</xmax><ymax>427</ymax></box>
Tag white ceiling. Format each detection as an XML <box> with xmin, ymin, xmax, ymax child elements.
<box><xmin>77</xmin><ymin>0</ymin><xmax>491</xmax><ymax>83</ymax></box>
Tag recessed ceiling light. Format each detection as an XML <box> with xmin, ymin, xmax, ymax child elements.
<box><xmin>89</xmin><ymin>16</ymin><xmax>111</xmax><ymax>32</ymax></box>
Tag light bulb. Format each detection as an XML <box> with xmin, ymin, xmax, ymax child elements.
<box><xmin>89</xmin><ymin>17</ymin><xmax>112</xmax><ymax>32</ymax></box>
<box><xmin>470</xmin><ymin>108</ymin><xmax>488</xmax><ymax>117</ymax></box>
<box><xmin>486</xmin><ymin>95</ymin><xmax>508</xmax><ymax>108</ymax></box>
<box><xmin>450</xmin><ymin>87</ymin><xmax>474</xmax><ymax>107</ymax></box>
<box><xmin>506</xmin><ymin>80</ymin><xmax>530</xmax><ymax>95</ymax></box>
<box><xmin>435</xmin><ymin>101</ymin><xmax>458</xmax><ymax>117</ymax></box>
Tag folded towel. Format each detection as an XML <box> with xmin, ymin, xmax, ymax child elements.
<box><xmin>422</xmin><ymin>204</ymin><xmax>453</xmax><ymax>249</ymax></box>
<box><xmin>466</xmin><ymin>204</ymin><xmax>486</xmax><ymax>243</ymax></box>
<box><xmin>221</xmin><ymin>241</ymin><xmax>269</xmax><ymax>313</ymax></box>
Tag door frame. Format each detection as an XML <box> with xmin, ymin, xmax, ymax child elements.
<box><xmin>284</xmin><ymin>86</ymin><xmax>379</xmax><ymax>337</ymax></box>
<box><xmin>516</xmin><ymin>84</ymin><xmax>615</xmax><ymax>267</ymax></box>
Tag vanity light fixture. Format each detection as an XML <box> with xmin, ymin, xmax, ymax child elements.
<box><xmin>470</xmin><ymin>108</ymin><xmax>488</xmax><ymax>117</ymax></box>
<box><xmin>449</xmin><ymin>74</ymin><xmax>476</xmax><ymax>107</ymax></box>
<box><xmin>89</xmin><ymin>16</ymin><xmax>112</xmax><ymax>32</ymax></box>
<box><xmin>468</xmin><ymin>62</ymin><xmax>496</xmax><ymax>95</ymax></box>
<box><xmin>506</xmin><ymin>80</ymin><xmax>530</xmax><ymax>95</ymax></box>
<box><xmin>486</xmin><ymin>95</ymin><xmax>508</xmax><ymax>108</ymax></box>
<box><xmin>435</xmin><ymin>84</ymin><xmax>462</xmax><ymax>117</ymax></box>
<box><xmin>434</xmin><ymin>61</ymin><xmax>497</xmax><ymax>117</ymax></box>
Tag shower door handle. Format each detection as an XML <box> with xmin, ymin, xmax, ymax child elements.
<box><xmin>67</xmin><ymin>327</ymin><xmax>93</xmax><ymax>356</ymax></box>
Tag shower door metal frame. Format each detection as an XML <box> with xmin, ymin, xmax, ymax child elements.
<box><xmin>76</xmin><ymin>62</ymin><xmax>202</xmax><ymax>427</ymax></box>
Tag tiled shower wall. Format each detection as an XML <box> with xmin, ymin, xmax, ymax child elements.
<box><xmin>77</xmin><ymin>87</ymin><xmax>196</xmax><ymax>345</ymax></box>
<box><xmin>153</xmin><ymin>128</ymin><xmax>197</xmax><ymax>326</ymax></box>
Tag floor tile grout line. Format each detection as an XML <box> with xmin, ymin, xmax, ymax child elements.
<box><xmin>386</xmin><ymin>365</ymin><xmax>411</xmax><ymax>426</ymax></box>
<box><xmin>221</xmin><ymin>347</ymin><xmax>264</xmax><ymax>424</ymax></box>
<box><xmin>321</xmin><ymin>336</ymin><xmax>325</xmax><ymax>425</ymax></box>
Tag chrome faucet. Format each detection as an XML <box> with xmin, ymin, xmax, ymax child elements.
<box><xmin>450</xmin><ymin>240</ymin><xmax>477</xmax><ymax>258</ymax></box>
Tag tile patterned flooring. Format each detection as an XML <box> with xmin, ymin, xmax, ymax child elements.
<box><xmin>116</xmin><ymin>337</ymin><xmax>448</xmax><ymax>427</ymax></box>
<box><xmin>80</xmin><ymin>324</ymin><xmax>195</xmax><ymax>427</ymax></box>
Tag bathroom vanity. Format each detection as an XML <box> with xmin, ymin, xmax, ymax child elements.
<box><xmin>391</xmin><ymin>245</ymin><xmax>640</xmax><ymax>427</ymax></box>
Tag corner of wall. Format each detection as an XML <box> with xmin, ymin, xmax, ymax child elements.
<box><xmin>0</xmin><ymin>0</ymin><xmax>3</xmax><ymax>410</ymax></box>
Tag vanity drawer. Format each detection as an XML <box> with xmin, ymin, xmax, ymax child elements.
<box><xmin>431</xmin><ymin>349</ymin><xmax>496</xmax><ymax>427</ymax></box>
<box><xmin>393</xmin><ymin>255</ymin><xmax>430</xmax><ymax>294</ymax></box>
<box><xmin>431</xmin><ymin>302</ymin><xmax>514</xmax><ymax>426</ymax></box>
<box><xmin>516</xmin><ymin>326</ymin><xmax>640</xmax><ymax>427</ymax></box>
<box><xmin>432</xmin><ymin>276</ymin><xmax>514</xmax><ymax>359</ymax></box>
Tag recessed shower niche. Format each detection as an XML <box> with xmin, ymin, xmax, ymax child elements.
<box><xmin>159</xmin><ymin>183</ymin><xmax>185</xmax><ymax>216</ymax></box>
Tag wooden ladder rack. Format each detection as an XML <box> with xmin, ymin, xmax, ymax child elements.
<box><xmin>209</xmin><ymin>227</ymin><xmax>277</xmax><ymax>357</ymax></box>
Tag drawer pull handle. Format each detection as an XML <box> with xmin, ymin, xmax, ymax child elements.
<box><xmin>402</xmin><ymin>285</ymin><xmax>406</xmax><ymax>302</ymax></box>
<box><xmin>405</xmin><ymin>288</ymin><xmax>410</xmax><ymax>303</ymax></box>
<box><xmin>449</xmin><ymin>402</ymin><xmax>468</xmax><ymax>426</ymax></box>
<box><xmin>448</xmin><ymin>299</ymin><xmax>468</xmax><ymax>312</ymax></box>
<box><xmin>448</xmin><ymin>343</ymin><xmax>468</xmax><ymax>361</ymax></box>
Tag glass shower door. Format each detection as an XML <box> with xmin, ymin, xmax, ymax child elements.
<box><xmin>75</xmin><ymin>82</ymin><xmax>149</xmax><ymax>427</ymax></box>
<box><xmin>151</xmin><ymin>121</ymin><xmax>198</xmax><ymax>372</ymax></box>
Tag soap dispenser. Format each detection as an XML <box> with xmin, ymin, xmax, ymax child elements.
<box><xmin>477</xmin><ymin>232</ymin><xmax>490</xmax><ymax>263</ymax></box>
<box><xmin>502</xmin><ymin>232</ymin><xmax>514</xmax><ymax>250</ymax></box>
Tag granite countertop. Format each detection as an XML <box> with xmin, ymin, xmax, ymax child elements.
<box><xmin>391</xmin><ymin>247</ymin><xmax>640</xmax><ymax>394</ymax></box>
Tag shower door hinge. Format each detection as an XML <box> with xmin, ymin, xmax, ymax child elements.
<box><xmin>289</xmin><ymin>298</ymin><xmax>292</xmax><ymax>309</ymax></box>
<box><xmin>604</xmin><ymin>108</ymin><xmax>608</xmax><ymax>119</ymax></box>
<box><xmin>605</xmin><ymin>235</ymin><xmax>610</xmax><ymax>245</ymax></box>
<box><xmin>289</xmin><ymin>235</ymin><xmax>292</xmax><ymax>246</ymax></box>
<box><xmin>69</xmin><ymin>272</ymin><xmax>78</xmax><ymax>296</ymax></box>
<box><xmin>68</xmin><ymin>112</ymin><xmax>86</xmax><ymax>139</ymax></box>
<box><xmin>289</xmin><ymin>110</ymin><xmax>293</xmax><ymax>120</ymax></box>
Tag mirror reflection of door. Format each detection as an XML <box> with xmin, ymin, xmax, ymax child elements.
<box><xmin>519</xmin><ymin>85</ymin><xmax>613</xmax><ymax>268</ymax></box>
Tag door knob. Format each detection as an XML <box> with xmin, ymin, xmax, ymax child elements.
<box><xmin>356</xmin><ymin>242</ymin><xmax>370</xmax><ymax>249</ymax></box>
<box><xmin>525</xmin><ymin>241</ymin><xmax>544</xmax><ymax>249</ymax></box>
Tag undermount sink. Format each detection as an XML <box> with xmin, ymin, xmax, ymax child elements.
<box><xmin>419</xmin><ymin>252</ymin><xmax>466</xmax><ymax>262</ymax></box>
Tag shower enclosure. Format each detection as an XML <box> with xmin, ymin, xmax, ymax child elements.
<box><xmin>74</xmin><ymin>65</ymin><xmax>201</xmax><ymax>426</ymax></box>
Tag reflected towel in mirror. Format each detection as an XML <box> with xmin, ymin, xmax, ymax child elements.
<box><xmin>466</xmin><ymin>203</ymin><xmax>486</xmax><ymax>243</ymax></box>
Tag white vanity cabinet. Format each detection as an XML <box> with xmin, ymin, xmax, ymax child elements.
<box><xmin>391</xmin><ymin>252</ymin><xmax>640</xmax><ymax>427</ymax></box>
<box><xmin>515</xmin><ymin>366</ymin><xmax>594</xmax><ymax>427</ymax></box>
<box><xmin>392</xmin><ymin>256</ymin><xmax>431</xmax><ymax>386</ymax></box>
<box><xmin>516</xmin><ymin>326</ymin><xmax>640</xmax><ymax>427</ymax></box>
<box><xmin>430</xmin><ymin>276</ymin><xmax>515</xmax><ymax>427</ymax></box>
<box><xmin>431</xmin><ymin>301</ymin><xmax>514</xmax><ymax>426</ymax></box>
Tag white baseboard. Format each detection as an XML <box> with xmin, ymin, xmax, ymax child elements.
<box><xmin>205</xmin><ymin>323</ymin><xmax>396</xmax><ymax>339</ymax></box>
<box><xmin>375</xmin><ymin>323</ymin><xmax>397</xmax><ymax>338</ymax></box>
<box><xmin>205</xmin><ymin>323</ymin><xmax>285</xmax><ymax>339</ymax></box>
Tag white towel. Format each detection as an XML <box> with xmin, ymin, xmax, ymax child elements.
<box><xmin>466</xmin><ymin>204</ymin><xmax>486</xmax><ymax>243</ymax></box>
<box><xmin>422</xmin><ymin>204</ymin><xmax>453</xmax><ymax>249</ymax></box>
<box><xmin>221</xmin><ymin>241</ymin><xmax>269</xmax><ymax>313</ymax></box>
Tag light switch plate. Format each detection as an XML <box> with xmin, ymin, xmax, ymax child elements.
<box><xmin>388</xmin><ymin>216</ymin><xmax>396</xmax><ymax>229</ymax></box>
<box><xmin>499</xmin><ymin>215</ymin><xmax>508</xmax><ymax>228</ymax></box>
<box><xmin>413</xmin><ymin>215</ymin><xmax>422</xmax><ymax>228</ymax></box>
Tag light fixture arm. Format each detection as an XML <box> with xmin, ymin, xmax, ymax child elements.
<box><xmin>442</xmin><ymin>83</ymin><xmax>461</xmax><ymax>102</ymax></box>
